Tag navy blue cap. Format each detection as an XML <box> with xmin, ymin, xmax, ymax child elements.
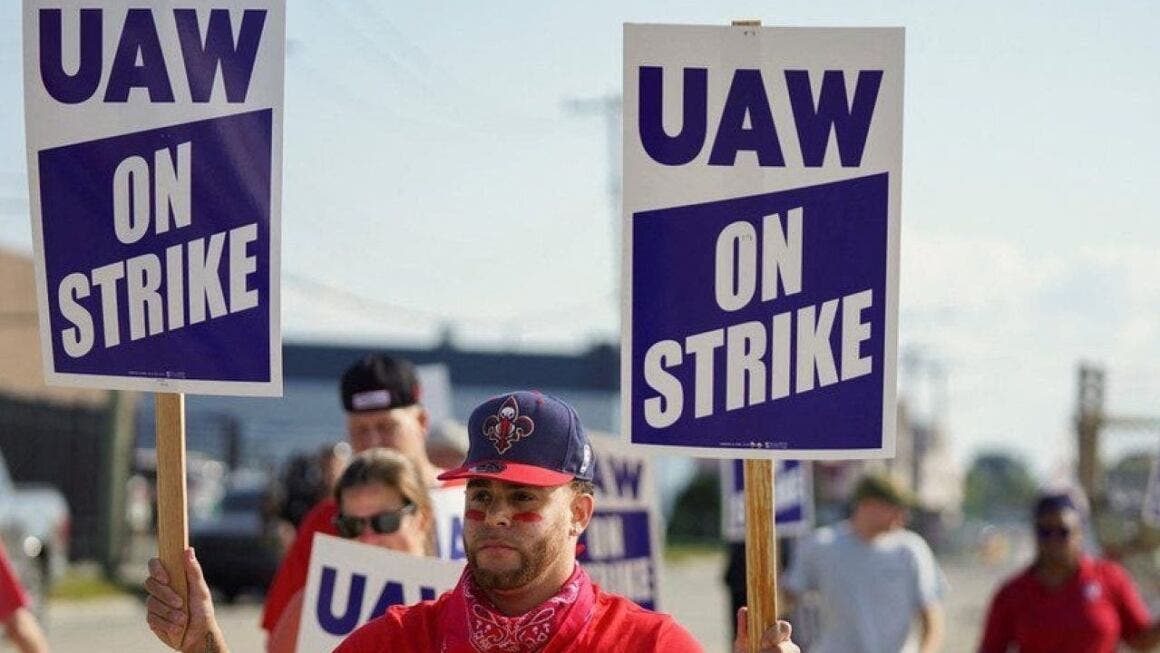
<box><xmin>438</xmin><ymin>391</ymin><xmax>593</xmax><ymax>487</ymax></box>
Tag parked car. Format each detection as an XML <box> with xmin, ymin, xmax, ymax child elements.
<box><xmin>0</xmin><ymin>447</ymin><xmax>70</xmax><ymax>617</ymax></box>
<box><xmin>190</xmin><ymin>470</ymin><xmax>284</xmax><ymax>602</ymax></box>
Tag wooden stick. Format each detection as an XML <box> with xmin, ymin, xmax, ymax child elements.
<box><xmin>155</xmin><ymin>392</ymin><xmax>189</xmax><ymax>648</ymax></box>
<box><xmin>744</xmin><ymin>459</ymin><xmax>778</xmax><ymax>652</ymax></box>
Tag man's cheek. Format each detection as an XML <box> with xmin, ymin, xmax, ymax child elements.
<box><xmin>512</xmin><ymin>512</ymin><xmax>543</xmax><ymax>523</ymax></box>
<box><xmin>466</xmin><ymin>509</ymin><xmax>485</xmax><ymax>521</ymax></box>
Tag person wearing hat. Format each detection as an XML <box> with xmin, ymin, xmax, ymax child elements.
<box><xmin>334</xmin><ymin>391</ymin><xmax>798</xmax><ymax>653</ymax></box>
<box><xmin>977</xmin><ymin>489</ymin><xmax>1160</xmax><ymax>653</ymax></box>
<box><xmin>781</xmin><ymin>472</ymin><xmax>946</xmax><ymax>653</ymax></box>
<box><xmin>261</xmin><ymin>354</ymin><xmax>445</xmax><ymax>637</ymax></box>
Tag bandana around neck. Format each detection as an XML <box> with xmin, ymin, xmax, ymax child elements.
<box><xmin>440</xmin><ymin>564</ymin><xmax>597</xmax><ymax>653</ymax></box>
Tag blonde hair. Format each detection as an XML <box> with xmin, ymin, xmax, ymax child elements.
<box><xmin>334</xmin><ymin>448</ymin><xmax>435</xmax><ymax>555</ymax></box>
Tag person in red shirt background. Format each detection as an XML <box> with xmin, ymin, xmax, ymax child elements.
<box><xmin>260</xmin><ymin>354</ymin><xmax>446</xmax><ymax>638</ymax></box>
<box><xmin>0</xmin><ymin>540</ymin><xmax>48</xmax><ymax>653</ymax></box>
<box><xmin>978</xmin><ymin>490</ymin><xmax>1160</xmax><ymax>653</ymax></box>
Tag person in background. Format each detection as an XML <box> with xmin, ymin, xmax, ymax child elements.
<box><xmin>977</xmin><ymin>489</ymin><xmax>1160</xmax><ymax>653</ymax></box>
<box><xmin>782</xmin><ymin>472</ymin><xmax>946</xmax><ymax>653</ymax></box>
<box><xmin>0</xmin><ymin>540</ymin><xmax>48</xmax><ymax>653</ymax></box>
<box><xmin>261</xmin><ymin>354</ymin><xmax>444</xmax><ymax>638</ymax></box>
<box><xmin>277</xmin><ymin>441</ymin><xmax>352</xmax><ymax>530</ymax></box>
<box><xmin>145</xmin><ymin>448</ymin><xmax>435</xmax><ymax>653</ymax></box>
<box><xmin>425</xmin><ymin>419</ymin><xmax>469</xmax><ymax>470</ymax></box>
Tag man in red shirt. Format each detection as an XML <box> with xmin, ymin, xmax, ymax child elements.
<box><xmin>978</xmin><ymin>491</ymin><xmax>1160</xmax><ymax>653</ymax></box>
<box><xmin>334</xmin><ymin>391</ymin><xmax>796</xmax><ymax>652</ymax></box>
<box><xmin>261</xmin><ymin>354</ymin><xmax>444</xmax><ymax>635</ymax></box>
<box><xmin>146</xmin><ymin>391</ymin><xmax>798</xmax><ymax>652</ymax></box>
<box><xmin>0</xmin><ymin>541</ymin><xmax>48</xmax><ymax>653</ymax></box>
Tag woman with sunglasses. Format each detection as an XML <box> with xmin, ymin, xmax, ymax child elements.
<box><xmin>977</xmin><ymin>490</ymin><xmax>1160</xmax><ymax>653</ymax></box>
<box><xmin>144</xmin><ymin>448</ymin><xmax>433</xmax><ymax>653</ymax></box>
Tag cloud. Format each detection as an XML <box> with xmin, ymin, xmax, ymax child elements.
<box><xmin>898</xmin><ymin>227</ymin><xmax>1160</xmax><ymax>475</ymax></box>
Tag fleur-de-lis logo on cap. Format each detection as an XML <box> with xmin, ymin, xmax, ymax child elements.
<box><xmin>483</xmin><ymin>396</ymin><xmax>535</xmax><ymax>454</ymax></box>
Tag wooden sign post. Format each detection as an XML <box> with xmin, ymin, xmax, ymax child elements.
<box><xmin>726</xmin><ymin>23</ymin><xmax>779</xmax><ymax>651</ymax></box>
<box><xmin>155</xmin><ymin>393</ymin><xmax>189</xmax><ymax>648</ymax></box>
<box><xmin>743</xmin><ymin>459</ymin><xmax>778</xmax><ymax>652</ymax></box>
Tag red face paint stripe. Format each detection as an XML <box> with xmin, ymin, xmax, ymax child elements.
<box><xmin>512</xmin><ymin>512</ymin><xmax>542</xmax><ymax>523</ymax></box>
<box><xmin>465</xmin><ymin>509</ymin><xmax>485</xmax><ymax>521</ymax></box>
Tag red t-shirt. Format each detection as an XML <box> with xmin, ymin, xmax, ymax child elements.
<box><xmin>261</xmin><ymin>497</ymin><xmax>339</xmax><ymax>632</ymax></box>
<box><xmin>978</xmin><ymin>556</ymin><xmax>1153</xmax><ymax>653</ymax></box>
<box><xmin>0</xmin><ymin>541</ymin><xmax>31</xmax><ymax>622</ymax></box>
<box><xmin>335</xmin><ymin>582</ymin><xmax>703</xmax><ymax>653</ymax></box>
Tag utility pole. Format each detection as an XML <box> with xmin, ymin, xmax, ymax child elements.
<box><xmin>563</xmin><ymin>94</ymin><xmax>622</xmax><ymax>297</ymax></box>
<box><xmin>1075</xmin><ymin>363</ymin><xmax>1160</xmax><ymax>518</ymax></box>
<box><xmin>1076</xmin><ymin>363</ymin><xmax>1106</xmax><ymax>502</ymax></box>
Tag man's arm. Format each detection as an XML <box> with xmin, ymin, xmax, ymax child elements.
<box><xmin>917</xmin><ymin>602</ymin><xmax>944</xmax><ymax>653</ymax></box>
<box><xmin>3</xmin><ymin>607</ymin><xmax>48</xmax><ymax>653</ymax></box>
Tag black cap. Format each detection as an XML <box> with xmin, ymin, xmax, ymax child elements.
<box><xmin>340</xmin><ymin>354</ymin><xmax>421</xmax><ymax>413</ymax></box>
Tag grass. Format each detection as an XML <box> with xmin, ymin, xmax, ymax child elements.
<box><xmin>663</xmin><ymin>540</ymin><xmax>726</xmax><ymax>563</ymax></box>
<box><xmin>49</xmin><ymin>566</ymin><xmax>135</xmax><ymax>601</ymax></box>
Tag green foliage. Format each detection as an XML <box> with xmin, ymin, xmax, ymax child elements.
<box><xmin>963</xmin><ymin>450</ymin><xmax>1038</xmax><ymax>521</ymax></box>
<box><xmin>666</xmin><ymin>470</ymin><xmax>721</xmax><ymax>543</ymax></box>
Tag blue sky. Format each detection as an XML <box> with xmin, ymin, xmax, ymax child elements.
<box><xmin>3</xmin><ymin>1</ymin><xmax>1159</xmax><ymax>476</ymax></box>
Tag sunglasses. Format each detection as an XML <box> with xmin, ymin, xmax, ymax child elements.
<box><xmin>1035</xmin><ymin>525</ymin><xmax>1072</xmax><ymax>540</ymax></box>
<box><xmin>333</xmin><ymin>504</ymin><xmax>416</xmax><ymax>538</ymax></box>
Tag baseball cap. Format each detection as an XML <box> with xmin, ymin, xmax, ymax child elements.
<box><xmin>437</xmin><ymin>391</ymin><xmax>594</xmax><ymax>487</ymax></box>
<box><xmin>852</xmin><ymin>472</ymin><xmax>918</xmax><ymax>509</ymax></box>
<box><xmin>340</xmin><ymin>354</ymin><xmax>422</xmax><ymax>413</ymax></box>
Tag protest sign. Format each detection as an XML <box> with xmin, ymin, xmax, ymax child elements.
<box><xmin>623</xmin><ymin>24</ymin><xmax>903</xmax><ymax>459</ymax></box>
<box><xmin>721</xmin><ymin>459</ymin><xmax>813</xmax><ymax>540</ymax></box>
<box><xmin>431</xmin><ymin>483</ymin><xmax>467</xmax><ymax>561</ymax></box>
<box><xmin>578</xmin><ymin>434</ymin><xmax>663</xmax><ymax>610</ymax></box>
<box><xmin>24</xmin><ymin>2</ymin><xmax>285</xmax><ymax>396</ymax></box>
<box><xmin>297</xmin><ymin>534</ymin><xmax>464</xmax><ymax>652</ymax></box>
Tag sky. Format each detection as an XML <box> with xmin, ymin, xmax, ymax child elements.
<box><xmin>2</xmin><ymin>1</ymin><xmax>1159</xmax><ymax>478</ymax></box>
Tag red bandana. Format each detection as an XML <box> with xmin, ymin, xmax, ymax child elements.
<box><xmin>439</xmin><ymin>565</ymin><xmax>596</xmax><ymax>653</ymax></box>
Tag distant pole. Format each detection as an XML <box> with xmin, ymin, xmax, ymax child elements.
<box><xmin>1076</xmin><ymin>364</ymin><xmax>1105</xmax><ymax>504</ymax></box>
<box><xmin>563</xmin><ymin>93</ymin><xmax>622</xmax><ymax>298</ymax></box>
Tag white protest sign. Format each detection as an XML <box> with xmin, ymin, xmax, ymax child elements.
<box><xmin>297</xmin><ymin>534</ymin><xmax>464</xmax><ymax>652</ymax></box>
<box><xmin>721</xmin><ymin>459</ymin><xmax>814</xmax><ymax>540</ymax></box>
<box><xmin>431</xmin><ymin>483</ymin><xmax>467</xmax><ymax>561</ymax></box>
<box><xmin>580</xmin><ymin>434</ymin><xmax>664</xmax><ymax>610</ymax></box>
<box><xmin>623</xmin><ymin>24</ymin><xmax>903</xmax><ymax>458</ymax></box>
<box><xmin>24</xmin><ymin>2</ymin><xmax>285</xmax><ymax>395</ymax></box>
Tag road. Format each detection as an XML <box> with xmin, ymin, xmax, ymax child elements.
<box><xmin>40</xmin><ymin>551</ymin><xmax>1020</xmax><ymax>653</ymax></box>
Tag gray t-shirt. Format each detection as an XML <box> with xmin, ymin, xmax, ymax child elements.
<box><xmin>782</xmin><ymin>522</ymin><xmax>946</xmax><ymax>653</ymax></box>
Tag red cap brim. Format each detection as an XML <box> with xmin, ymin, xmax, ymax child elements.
<box><xmin>437</xmin><ymin>460</ymin><xmax>574</xmax><ymax>487</ymax></box>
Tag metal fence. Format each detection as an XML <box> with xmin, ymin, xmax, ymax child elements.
<box><xmin>0</xmin><ymin>391</ymin><xmax>132</xmax><ymax>565</ymax></box>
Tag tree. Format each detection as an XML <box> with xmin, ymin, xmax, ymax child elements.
<box><xmin>963</xmin><ymin>451</ymin><xmax>1038</xmax><ymax>522</ymax></box>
